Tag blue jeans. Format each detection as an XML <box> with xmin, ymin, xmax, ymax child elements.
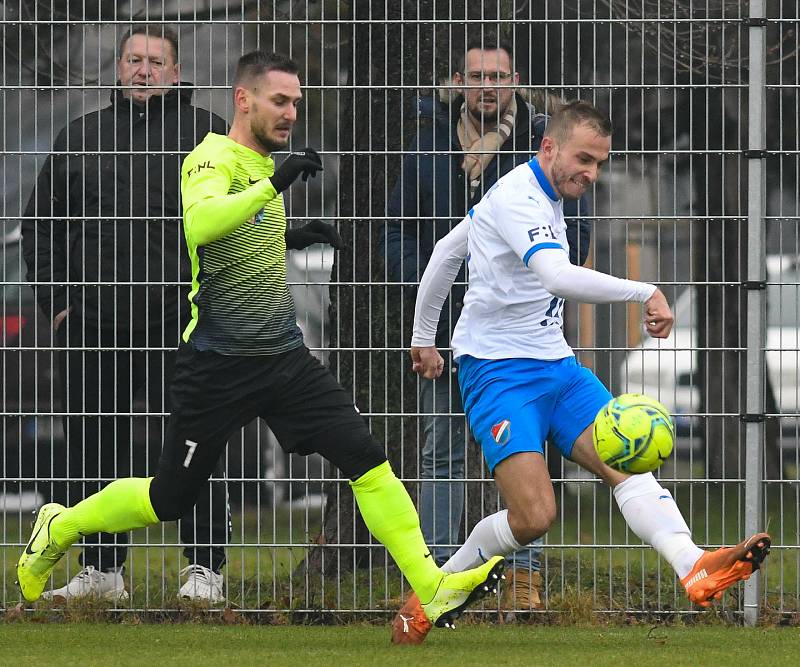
<box><xmin>419</xmin><ymin>374</ymin><xmax>542</xmax><ymax>569</ymax></box>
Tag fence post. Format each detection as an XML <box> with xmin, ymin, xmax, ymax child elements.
<box><xmin>744</xmin><ymin>0</ymin><xmax>768</xmax><ymax>627</ymax></box>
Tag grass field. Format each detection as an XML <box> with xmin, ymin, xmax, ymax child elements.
<box><xmin>1</xmin><ymin>624</ymin><xmax>799</xmax><ymax>665</ymax></box>
<box><xmin>1</xmin><ymin>484</ymin><xmax>798</xmax><ymax>616</ymax></box>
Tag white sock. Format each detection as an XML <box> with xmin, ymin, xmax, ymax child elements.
<box><xmin>441</xmin><ymin>509</ymin><xmax>524</xmax><ymax>574</ymax></box>
<box><xmin>613</xmin><ymin>473</ymin><xmax>704</xmax><ymax>579</ymax></box>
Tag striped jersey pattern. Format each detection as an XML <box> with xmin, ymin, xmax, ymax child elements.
<box><xmin>181</xmin><ymin>133</ymin><xmax>302</xmax><ymax>355</ymax></box>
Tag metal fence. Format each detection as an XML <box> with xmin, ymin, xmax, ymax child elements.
<box><xmin>1</xmin><ymin>1</ymin><xmax>798</xmax><ymax>624</ymax></box>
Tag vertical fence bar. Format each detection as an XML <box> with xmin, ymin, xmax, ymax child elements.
<box><xmin>2</xmin><ymin>1</ymin><xmax>798</xmax><ymax>620</ymax></box>
<box><xmin>744</xmin><ymin>0</ymin><xmax>767</xmax><ymax>627</ymax></box>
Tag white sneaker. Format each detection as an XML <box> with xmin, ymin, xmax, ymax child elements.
<box><xmin>179</xmin><ymin>564</ymin><xmax>225</xmax><ymax>604</ymax></box>
<box><xmin>40</xmin><ymin>565</ymin><xmax>129</xmax><ymax>602</ymax></box>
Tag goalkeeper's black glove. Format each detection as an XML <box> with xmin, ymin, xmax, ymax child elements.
<box><xmin>270</xmin><ymin>147</ymin><xmax>323</xmax><ymax>193</ymax></box>
<box><xmin>285</xmin><ymin>220</ymin><xmax>344</xmax><ymax>251</ymax></box>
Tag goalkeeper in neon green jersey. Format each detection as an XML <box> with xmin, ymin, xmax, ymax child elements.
<box><xmin>18</xmin><ymin>50</ymin><xmax>504</xmax><ymax>630</ymax></box>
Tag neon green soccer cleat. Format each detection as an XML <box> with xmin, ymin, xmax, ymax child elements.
<box><xmin>421</xmin><ymin>555</ymin><xmax>506</xmax><ymax>629</ymax></box>
<box><xmin>17</xmin><ymin>503</ymin><xmax>68</xmax><ymax>602</ymax></box>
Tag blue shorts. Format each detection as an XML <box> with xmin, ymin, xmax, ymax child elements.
<box><xmin>458</xmin><ymin>355</ymin><xmax>612</xmax><ymax>473</ymax></box>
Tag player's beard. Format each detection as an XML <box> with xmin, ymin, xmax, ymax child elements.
<box><xmin>550</xmin><ymin>154</ymin><xmax>588</xmax><ymax>201</ymax></box>
<box><xmin>251</xmin><ymin>115</ymin><xmax>291</xmax><ymax>153</ymax></box>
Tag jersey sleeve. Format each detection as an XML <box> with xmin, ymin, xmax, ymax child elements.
<box><xmin>493</xmin><ymin>190</ymin><xmax>565</xmax><ymax>266</ymax></box>
<box><xmin>181</xmin><ymin>143</ymin><xmax>279</xmax><ymax>246</ymax></box>
<box><xmin>529</xmin><ymin>247</ymin><xmax>657</xmax><ymax>303</ymax></box>
<box><xmin>411</xmin><ymin>217</ymin><xmax>469</xmax><ymax>347</ymax></box>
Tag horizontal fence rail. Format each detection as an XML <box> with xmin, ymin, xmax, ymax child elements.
<box><xmin>1</xmin><ymin>0</ymin><xmax>798</xmax><ymax>625</ymax></box>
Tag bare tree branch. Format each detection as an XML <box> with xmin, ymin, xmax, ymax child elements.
<box><xmin>576</xmin><ymin>1</ymin><xmax>799</xmax><ymax>79</ymax></box>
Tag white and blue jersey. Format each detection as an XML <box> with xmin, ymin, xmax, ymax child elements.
<box><xmin>452</xmin><ymin>158</ymin><xmax>609</xmax><ymax>469</ymax></box>
<box><xmin>451</xmin><ymin>157</ymin><xmax>573</xmax><ymax>361</ymax></box>
<box><xmin>412</xmin><ymin>156</ymin><xmax>655</xmax><ymax>471</ymax></box>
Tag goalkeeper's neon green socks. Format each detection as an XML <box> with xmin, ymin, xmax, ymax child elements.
<box><xmin>51</xmin><ymin>477</ymin><xmax>160</xmax><ymax>547</ymax></box>
<box><xmin>350</xmin><ymin>460</ymin><xmax>441</xmax><ymax>603</ymax></box>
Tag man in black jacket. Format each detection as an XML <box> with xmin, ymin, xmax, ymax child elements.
<box><xmin>382</xmin><ymin>38</ymin><xmax>591</xmax><ymax>635</ymax></box>
<box><xmin>22</xmin><ymin>25</ymin><xmax>230</xmax><ymax>603</ymax></box>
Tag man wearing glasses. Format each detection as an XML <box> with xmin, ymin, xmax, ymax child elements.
<box><xmin>382</xmin><ymin>34</ymin><xmax>591</xmax><ymax>642</ymax></box>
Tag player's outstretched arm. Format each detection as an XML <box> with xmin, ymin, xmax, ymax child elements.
<box><xmin>528</xmin><ymin>248</ymin><xmax>654</xmax><ymax>304</ymax></box>
<box><xmin>528</xmin><ymin>248</ymin><xmax>674</xmax><ymax>339</ymax></box>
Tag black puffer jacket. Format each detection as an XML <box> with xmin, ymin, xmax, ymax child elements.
<box><xmin>22</xmin><ymin>85</ymin><xmax>226</xmax><ymax>330</ymax></box>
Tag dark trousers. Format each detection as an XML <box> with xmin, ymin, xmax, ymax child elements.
<box><xmin>52</xmin><ymin>318</ymin><xmax>230</xmax><ymax>572</ymax></box>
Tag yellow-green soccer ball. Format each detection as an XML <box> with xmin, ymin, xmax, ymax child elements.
<box><xmin>593</xmin><ymin>394</ymin><xmax>674</xmax><ymax>473</ymax></box>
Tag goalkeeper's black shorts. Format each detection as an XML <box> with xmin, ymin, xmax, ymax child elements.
<box><xmin>157</xmin><ymin>341</ymin><xmax>386</xmax><ymax>481</ymax></box>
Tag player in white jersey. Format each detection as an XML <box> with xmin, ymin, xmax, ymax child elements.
<box><xmin>405</xmin><ymin>101</ymin><xmax>770</xmax><ymax>632</ymax></box>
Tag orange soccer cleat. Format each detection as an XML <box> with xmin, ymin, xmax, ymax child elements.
<box><xmin>681</xmin><ymin>532</ymin><xmax>771</xmax><ymax>607</ymax></box>
<box><xmin>391</xmin><ymin>592</ymin><xmax>432</xmax><ymax>645</ymax></box>
<box><xmin>390</xmin><ymin>556</ymin><xmax>505</xmax><ymax>643</ymax></box>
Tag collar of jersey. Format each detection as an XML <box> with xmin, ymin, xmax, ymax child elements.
<box><xmin>211</xmin><ymin>133</ymin><xmax>276</xmax><ymax>171</ymax></box>
<box><xmin>527</xmin><ymin>157</ymin><xmax>559</xmax><ymax>202</ymax></box>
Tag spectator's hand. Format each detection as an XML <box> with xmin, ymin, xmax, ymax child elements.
<box><xmin>410</xmin><ymin>346</ymin><xmax>444</xmax><ymax>379</ymax></box>
<box><xmin>643</xmin><ymin>288</ymin><xmax>673</xmax><ymax>339</ymax></box>
<box><xmin>270</xmin><ymin>148</ymin><xmax>323</xmax><ymax>193</ymax></box>
<box><xmin>285</xmin><ymin>220</ymin><xmax>343</xmax><ymax>251</ymax></box>
<box><xmin>53</xmin><ymin>306</ymin><xmax>72</xmax><ymax>332</ymax></box>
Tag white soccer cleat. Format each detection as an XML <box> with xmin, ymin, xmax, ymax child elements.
<box><xmin>40</xmin><ymin>565</ymin><xmax>129</xmax><ymax>602</ymax></box>
<box><xmin>179</xmin><ymin>564</ymin><xmax>225</xmax><ymax>604</ymax></box>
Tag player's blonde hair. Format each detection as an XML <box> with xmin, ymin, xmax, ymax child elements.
<box><xmin>543</xmin><ymin>100</ymin><xmax>612</xmax><ymax>144</ymax></box>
